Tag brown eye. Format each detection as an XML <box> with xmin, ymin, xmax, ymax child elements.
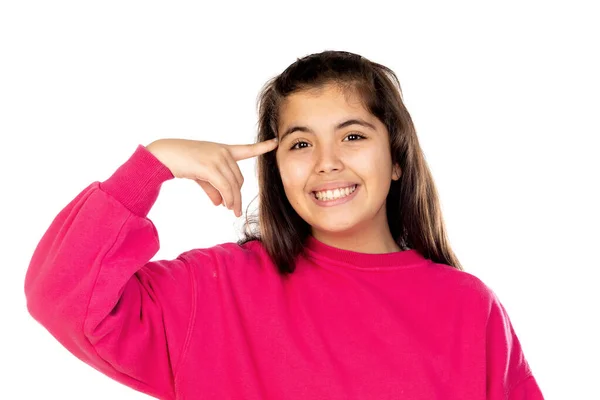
<box><xmin>289</xmin><ymin>133</ymin><xmax>366</xmax><ymax>150</ymax></box>
<box><xmin>290</xmin><ymin>140</ymin><xmax>309</xmax><ymax>150</ymax></box>
<box><xmin>344</xmin><ymin>133</ymin><xmax>366</xmax><ymax>141</ymax></box>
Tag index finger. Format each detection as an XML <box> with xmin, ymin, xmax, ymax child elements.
<box><xmin>227</xmin><ymin>137</ymin><xmax>279</xmax><ymax>161</ymax></box>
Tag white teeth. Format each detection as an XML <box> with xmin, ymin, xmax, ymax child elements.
<box><xmin>314</xmin><ymin>185</ymin><xmax>357</xmax><ymax>201</ymax></box>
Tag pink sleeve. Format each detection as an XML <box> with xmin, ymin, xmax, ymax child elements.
<box><xmin>508</xmin><ymin>375</ymin><xmax>545</xmax><ymax>400</ymax></box>
<box><xmin>485</xmin><ymin>291</ymin><xmax>545</xmax><ymax>399</ymax></box>
<box><xmin>24</xmin><ymin>145</ymin><xmax>193</xmax><ymax>400</ymax></box>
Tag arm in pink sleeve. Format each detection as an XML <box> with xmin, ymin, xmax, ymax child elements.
<box><xmin>24</xmin><ymin>145</ymin><xmax>194</xmax><ymax>400</ymax></box>
<box><xmin>485</xmin><ymin>291</ymin><xmax>545</xmax><ymax>399</ymax></box>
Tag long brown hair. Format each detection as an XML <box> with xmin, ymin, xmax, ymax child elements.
<box><xmin>238</xmin><ymin>50</ymin><xmax>462</xmax><ymax>275</ymax></box>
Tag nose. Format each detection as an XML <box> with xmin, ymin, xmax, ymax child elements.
<box><xmin>314</xmin><ymin>143</ymin><xmax>344</xmax><ymax>174</ymax></box>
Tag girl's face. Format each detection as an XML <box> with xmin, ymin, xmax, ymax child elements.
<box><xmin>275</xmin><ymin>84</ymin><xmax>401</xmax><ymax>242</ymax></box>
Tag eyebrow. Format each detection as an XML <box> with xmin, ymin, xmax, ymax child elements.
<box><xmin>279</xmin><ymin>118</ymin><xmax>377</xmax><ymax>143</ymax></box>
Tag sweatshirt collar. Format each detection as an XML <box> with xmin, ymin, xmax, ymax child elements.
<box><xmin>303</xmin><ymin>235</ymin><xmax>430</xmax><ymax>270</ymax></box>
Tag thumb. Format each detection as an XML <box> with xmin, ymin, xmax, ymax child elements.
<box><xmin>195</xmin><ymin>179</ymin><xmax>223</xmax><ymax>206</ymax></box>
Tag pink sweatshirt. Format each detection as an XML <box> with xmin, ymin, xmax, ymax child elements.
<box><xmin>25</xmin><ymin>145</ymin><xmax>544</xmax><ymax>399</ymax></box>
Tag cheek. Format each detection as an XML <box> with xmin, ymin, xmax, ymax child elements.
<box><xmin>351</xmin><ymin>148</ymin><xmax>379</xmax><ymax>172</ymax></box>
<box><xmin>278</xmin><ymin>160</ymin><xmax>308</xmax><ymax>190</ymax></box>
<box><xmin>355</xmin><ymin>148</ymin><xmax>392</xmax><ymax>185</ymax></box>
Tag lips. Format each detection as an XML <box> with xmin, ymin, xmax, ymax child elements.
<box><xmin>310</xmin><ymin>183</ymin><xmax>360</xmax><ymax>206</ymax></box>
<box><xmin>312</xmin><ymin>184</ymin><xmax>358</xmax><ymax>198</ymax></box>
<box><xmin>309</xmin><ymin>182</ymin><xmax>359</xmax><ymax>193</ymax></box>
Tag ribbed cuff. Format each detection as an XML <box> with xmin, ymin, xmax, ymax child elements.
<box><xmin>100</xmin><ymin>145</ymin><xmax>174</xmax><ymax>217</ymax></box>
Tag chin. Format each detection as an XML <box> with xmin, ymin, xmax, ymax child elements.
<box><xmin>311</xmin><ymin>219</ymin><xmax>360</xmax><ymax>234</ymax></box>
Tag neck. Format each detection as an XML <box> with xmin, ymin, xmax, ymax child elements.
<box><xmin>311</xmin><ymin>217</ymin><xmax>401</xmax><ymax>254</ymax></box>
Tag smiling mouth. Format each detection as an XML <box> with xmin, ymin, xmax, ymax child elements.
<box><xmin>312</xmin><ymin>184</ymin><xmax>358</xmax><ymax>201</ymax></box>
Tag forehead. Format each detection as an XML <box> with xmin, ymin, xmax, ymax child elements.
<box><xmin>279</xmin><ymin>84</ymin><xmax>370</xmax><ymax>122</ymax></box>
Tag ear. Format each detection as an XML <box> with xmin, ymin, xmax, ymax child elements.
<box><xmin>392</xmin><ymin>163</ymin><xmax>402</xmax><ymax>181</ymax></box>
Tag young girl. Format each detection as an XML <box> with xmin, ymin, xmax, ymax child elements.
<box><xmin>25</xmin><ymin>51</ymin><xmax>544</xmax><ymax>399</ymax></box>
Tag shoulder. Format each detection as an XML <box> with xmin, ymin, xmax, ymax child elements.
<box><xmin>424</xmin><ymin>264</ymin><xmax>538</xmax><ymax>394</ymax></box>
<box><xmin>419</xmin><ymin>260</ymin><xmax>502</xmax><ymax>317</ymax></box>
<box><xmin>426</xmin><ymin>261</ymin><xmax>496</xmax><ymax>299</ymax></box>
<box><xmin>176</xmin><ymin>239</ymin><xmax>274</xmax><ymax>274</ymax></box>
<box><xmin>174</xmin><ymin>240</ymin><xmax>285</xmax><ymax>303</ymax></box>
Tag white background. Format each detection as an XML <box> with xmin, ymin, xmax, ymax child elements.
<box><xmin>1</xmin><ymin>1</ymin><xmax>598</xmax><ymax>399</ymax></box>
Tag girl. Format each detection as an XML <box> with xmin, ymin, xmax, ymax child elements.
<box><xmin>25</xmin><ymin>51</ymin><xmax>544</xmax><ymax>399</ymax></box>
